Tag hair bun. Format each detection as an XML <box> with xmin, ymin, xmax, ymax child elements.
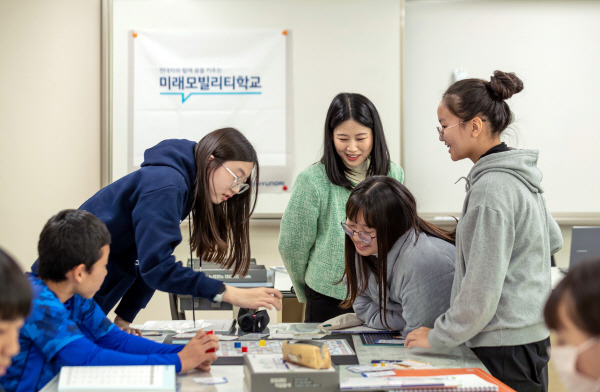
<box><xmin>487</xmin><ymin>70</ymin><xmax>524</xmax><ymax>100</ymax></box>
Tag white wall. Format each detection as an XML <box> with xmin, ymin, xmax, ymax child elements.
<box><xmin>0</xmin><ymin>0</ymin><xmax>101</xmax><ymax>267</ymax></box>
<box><xmin>0</xmin><ymin>0</ymin><xmax>579</xmax><ymax>326</ymax></box>
<box><xmin>109</xmin><ymin>0</ymin><xmax>403</xmax><ymax>216</ymax></box>
<box><xmin>403</xmin><ymin>0</ymin><xmax>600</xmax><ymax>217</ymax></box>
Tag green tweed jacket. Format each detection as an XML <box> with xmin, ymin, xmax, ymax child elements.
<box><xmin>278</xmin><ymin>162</ymin><xmax>404</xmax><ymax>302</ymax></box>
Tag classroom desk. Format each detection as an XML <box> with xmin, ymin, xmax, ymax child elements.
<box><xmin>41</xmin><ymin>323</ymin><xmax>488</xmax><ymax>391</ymax></box>
<box><xmin>177</xmin><ymin>329</ymin><xmax>486</xmax><ymax>391</ymax></box>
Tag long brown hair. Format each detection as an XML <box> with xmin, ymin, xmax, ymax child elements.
<box><xmin>190</xmin><ymin>128</ymin><xmax>259</xmax><ymax>276</ymax></box>
<box><xmin>340</xmin><ymin>176</ymin><xmax>454</xmax><ymax>328</ymax></box>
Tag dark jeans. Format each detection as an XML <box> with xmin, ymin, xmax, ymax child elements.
<box><xmin>471</xmin><ymin>337</ymin><xmax>550</xmax><ymax>392</ymax></box>
<box><xmin>304</xmin><ymin>285</ymin><xmax>353</xmax><ymax>323</ymax></box>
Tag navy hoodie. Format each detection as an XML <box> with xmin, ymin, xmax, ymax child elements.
<box><xmin>34</xmin><ymin>139</ymin><xmax>223</xmax><ymax>321</ymax></box>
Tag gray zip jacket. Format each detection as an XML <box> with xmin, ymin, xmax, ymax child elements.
<box><xmin>353</xmin><ymin>229</ymin><xmax>456</xmax><ymax>336</ymax></box>
<box><xmin>428</xmin><ymin>149</ymin><xmax>563</xmax><ymax>349</ymax></box>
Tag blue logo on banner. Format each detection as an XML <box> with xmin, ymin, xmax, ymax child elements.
<box><xmin>158</xmin><ymin>73</ymin><xmax>263</xmax><ymax>103</ymax></box>
<box><xmin>161</xmin><ymin>91</ymin><xmax>262</xmax><ymax>103</ymax></box>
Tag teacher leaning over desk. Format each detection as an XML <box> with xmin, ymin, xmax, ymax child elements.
<box><xmin>32</xmin><ymin>128</ymin><xmax>282</xmax><ymax>333</ymax></box>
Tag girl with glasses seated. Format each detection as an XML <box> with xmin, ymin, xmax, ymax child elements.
<box><xmin>32</xmin><ymin>128</ymin><xmax>282</xmax><ymax>333</ymax></box>
<box><xmin>279</xmin><ymin>93</ymin><xmax>404</xmax><ymax>323</ymax></box>
<box><xmin>340</xmin><ymin>176</ymin><xmax>455</xmax><ymax>336</ymax></box>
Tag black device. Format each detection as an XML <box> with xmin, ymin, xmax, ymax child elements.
<box><xmin>238</xmin><ymin>308</ymin><xmax>270</xmax><ymax>333</ymax></box>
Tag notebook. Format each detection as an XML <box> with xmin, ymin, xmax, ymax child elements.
<box><xmin>391</xmin><ymin>368</ymin><xmax>514</xmax><ymax>392</ymax></box>
<box><xmin>359</xmin><ymin>332</ymin><xmax>405</xmax><ymax>346</ymax></box>
<box><xmin>340</xmin><ymin>373</ymin><xmax>498</xmax><ymax>391</ymax></box>
<box><xmin>57</xmin><ymin>365</ymin><xmax>176</xmax><ymax>392</ymax></box>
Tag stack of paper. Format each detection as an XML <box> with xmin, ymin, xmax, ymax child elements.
<box><xmin>139</xmin><ymin>319</ymin><xmax>235</xmax><ymax>334</ymax></box>
<box><xmin>327</xmin><ymin>325</ymin><xmax>394</xmax><ymax>334</ymax></box>
<box><xmin>57</xmin><ymin>365</ymin><xmax>175</xmax><ymax>392</ymax></box>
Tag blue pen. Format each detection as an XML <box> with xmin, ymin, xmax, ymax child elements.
<box><xmin>371</xmin><ymin>359</ymin><xmax>404</xmax><ymax>364</ymax></box>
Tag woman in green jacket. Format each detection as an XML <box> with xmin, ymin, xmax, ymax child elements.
<box><xmin>278</xmin><ymin>93</ymin><xmax>404</xmax><ymax>322</ymax></box>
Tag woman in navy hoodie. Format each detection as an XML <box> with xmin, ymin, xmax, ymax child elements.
<box><xmin>33</xmin><ymin>128</ymin><xmax>282</xmax><ymax>332</ymax></box>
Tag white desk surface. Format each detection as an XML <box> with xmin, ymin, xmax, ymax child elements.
<box><xmin>179</xmin><ymin>338</ymin><xmax>484</xmax><ymax>391</ymax></box>
<box><xmin>43</xmin><ymin>323</ymin><xmax>486</xmax><ymax>392</ymax></box>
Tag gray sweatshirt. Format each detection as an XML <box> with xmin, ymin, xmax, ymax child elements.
<box><xmin>353</xmin><ymin>229</ymin><xmax>456</xmax><ymax>336</ymax></box>
<box><xmin>428</xmin><ymin>149</ymin><xmax>563</xmax><ymax>349</ymax></box>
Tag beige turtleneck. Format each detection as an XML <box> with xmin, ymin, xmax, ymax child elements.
<box><xmin>345</xmin><ymin>157</ymin><xmax>370</xmax><ymax>185</ymax></box>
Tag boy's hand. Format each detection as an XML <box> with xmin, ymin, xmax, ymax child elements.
<box><xmin>114</xmin><ymin>315</ymin><xmax>142</xmax><ymax>336</ymax></box>
<box><xmin>178</xmin><ymin>330</ymin><xmax>220</xmax><ymax>372</ymax></box>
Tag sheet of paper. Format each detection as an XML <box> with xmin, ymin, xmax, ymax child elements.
<box><xmin>274</xmin><ymin>269</ymin><xmax>293</xmax><ymax>292</ymax></box>
<box><xmin>375</xmin><ymin>339</ymin><xmax>405</xmax><ymax>345</ymax></box>
<box><xmin>140</xmin><ymin>319</ymin><xmax>234</xmax><ymax>333</ymax></box>
<box><xmin>216</xmin><ymin>334</ymin><xmax>240</xmax><ymax>341</ymax></box>
<box><xmin>269</xmin><ymin>333</ymin><xmax>294</xmax><ymax>339</ymax></box>
<box><xmin>193</xmin><ymin>377</ymin><xmax>228</xmax><ymax>385</ymax></box>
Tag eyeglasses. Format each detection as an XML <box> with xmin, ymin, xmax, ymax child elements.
<box><xmin>341</xmin><ymin>221</ymin><xmax>375</xmax><ymax>244</ymax></box>
<box><xmin>436</xmin><ymin>119</ymin><xmax>487</xmax><ymax>141</ymax></box>
<box><xmin>436</xmin><ymin>121</ymin><xmax>467</xmax><ymax>141</ymax></box>
<box><xmin>222</xmin><ymin>163</ymin><xmax>250</xmax><ymax>194</ymax></box>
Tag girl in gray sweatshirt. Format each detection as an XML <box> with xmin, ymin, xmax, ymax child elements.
<box><xmin>339</xmin><ymin>176</ymin><xmax>456</xmax><ymax>337</ymax></box>
<box><xmin>405</xmin><ymin>71</ymin><xmax>563</xmax><ymax>392</ymax></box>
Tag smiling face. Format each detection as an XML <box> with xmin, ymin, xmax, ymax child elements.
<box><xmin>345</xmin><ymin>212</ymin><xmax>378</xmax><ymax>256</ymax></box>
<box><xmin>0</xmin><ymin>318</ymin><xmax>23</xmax><ymax>376</ymax></box>
<box><xmin>208</xmin><ymin>159</ymin><xmax>254</xmax><ymax>204</ymax></box>
<box><xmin>437</xmin><ymin>102</ymin><xmax>476</xmax><ymax>162</ymax></box>
<box><xmin>333</xmin><ymin>119</ymin><xmax>373</xmax><ymax>168</ymax></box>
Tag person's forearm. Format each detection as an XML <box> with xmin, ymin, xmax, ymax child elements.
<box><xmin>57</xmin><ymin>337</ymin><xmax>182</xmax><ymax>372</ymax></box>
<box><xmin>97</xmin><ymin>326</ymin><xmax>182</xmax><ymax>355</ymax></box>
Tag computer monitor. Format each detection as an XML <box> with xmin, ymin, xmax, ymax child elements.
<box><xmin>569</xmin><ymin>226</ymin><xmax>600</xmax><ymax>269</ymax></box>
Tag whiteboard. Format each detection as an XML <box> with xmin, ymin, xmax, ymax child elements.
<box><xmin>107</xmin><ymin>0</ymin><xmax>402</xmax><ymax>217</ymax></box>
<box><xmin>404</xmin><ymin>0</ymin><xmax>600</xmax><ymax>218</ymax></box>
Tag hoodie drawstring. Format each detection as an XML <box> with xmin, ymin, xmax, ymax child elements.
<box><xmin>455</xmin><ymin>176</ymin><xmax>471</xmax><ymax>192</ymax></box>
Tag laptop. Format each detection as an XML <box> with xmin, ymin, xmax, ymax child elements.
<box><xmin>568</xmin><ymin>226</ymin><xmax>600</xmax><ymax>270</ymax></box>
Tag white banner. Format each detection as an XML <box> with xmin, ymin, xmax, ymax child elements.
<box><xmin>132</xmin><ymin>29</ymin><xmax>288</xmax><ymax>182</ymax></box>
